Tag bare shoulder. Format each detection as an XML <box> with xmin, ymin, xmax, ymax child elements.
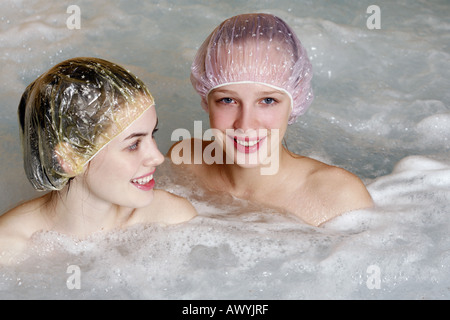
<box><xmin>139</xmin><ymin>189</ymin><xmax>197</xmax><ymax>225</ymax></box>
<box><xmin>0</xmin><ymin>196</ymin><xmax>48</xmax><ymax>236</ymax></box>
<box><xmin>0</xmin><ymin>199</ymin><xmax>45</xmax><ymax>265</ymax></box>
<box><xmin>0</xmin><ymin>229</ymin><xmax>29</xmax><ymax>265</ymax></box>
<box><xmin>296</xmin><ymin>158</ymin><xmax>373</xmax><ymax>225</ymax></box>
<box><xmin>309</xmin><ymin>161</ymin><xmax>372</xmax><ymax>203</ymax></box>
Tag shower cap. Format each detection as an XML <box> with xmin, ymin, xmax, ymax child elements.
<box><xmin>190</xmin><ymin>13</ymin><xmax>314</xmax><ymax>124</ymax></box>
<box><xmin>18</xmin><ymin>57</ymin><xmax>155</xmax><ymax>191</ymax></box>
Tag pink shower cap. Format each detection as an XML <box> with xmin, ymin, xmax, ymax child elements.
<box><xmin>190</xmin><ymin>13</ymin><xmax>313</xmax><ymax>124</ymax></box>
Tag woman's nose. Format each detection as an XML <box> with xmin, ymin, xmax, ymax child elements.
<box><xmin>143</xmin><ymin>139</ymin><xmax>165</xmax><ymax>167</ymax></box>
<box><xmin>234</xmin><ymin>104</ymin><xmax>258</xmax><ymax>131</ymax></box>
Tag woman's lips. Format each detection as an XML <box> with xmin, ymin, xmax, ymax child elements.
<box><xmin>131</xmin><ymin>171</ymin><xmax>156</xmax><ymax>191</ymax></box>
<box><xmin>229</xmin><ymin>135</ymin><xmax>266</xmax><ymax>154</ymax></box>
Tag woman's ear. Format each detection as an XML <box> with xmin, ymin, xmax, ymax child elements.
<box><xmin>54</xmin><ymin>142</ymin><xmax>85</xmax><ymax>176</ymax></box>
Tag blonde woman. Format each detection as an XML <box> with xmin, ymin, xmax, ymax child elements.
<box><xmin>170</xmin><ymin>14</ymin><xmax>372</xmax><ymax>226</ymax></box>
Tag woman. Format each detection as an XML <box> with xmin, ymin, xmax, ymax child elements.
<box><xmin>0</xmin><ymin>57</ymin><xmax>196</xmax><ymax>264</ymax></box>
<box><xmin>169</xmin><ymin>13</ymin><xmax>372</xmax><ymax>226</ymax></box>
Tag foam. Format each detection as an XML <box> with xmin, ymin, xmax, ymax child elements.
<box><xmin>1</xmin><ymin>155</ymin><xmax>449</xmax><ymax>299</ymax></box>
<box><xmin>416</xmin><ymin>113</ymin><xmax>450</xmax><ymax>147</ymax></box>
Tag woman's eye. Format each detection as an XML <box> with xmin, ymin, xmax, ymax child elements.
<box><xmin>262</xmin><ymin>97</ymin><xmax>276</xmax><ymax>105</ymax></box>
<box><xmin>220</xmin><ymin>97</ymin><xmax>235</xmax><ymax>104</ymax></box>
<box><xmin>128</xmin><ymin>140</ymin><xmax>140</xmax><ymax>151</ymax></box>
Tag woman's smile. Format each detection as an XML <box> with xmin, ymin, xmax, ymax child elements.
<box><xmin>131</xmin><ymin>171</ymin><xmax>156</xmax><ymax>191</ymax></box>
<box><xmin>229</xmin><ymin>135</ymin><xmax>267</xmax><ymax>154</ymax></box>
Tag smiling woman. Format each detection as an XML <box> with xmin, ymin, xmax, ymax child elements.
<box><xmin>169</xmin><ymin>13</ymin><xmax>373</xmax><ymax>226</ymax></box>
<box><xmin>0</xmin><ymin>57</ymin><xmax>196</xmax><ymax>265</ymax></box>
<box><xmin>81</xmin><ymin>107</ymin><xmax>162</xmax><ymax>208</ymax></box>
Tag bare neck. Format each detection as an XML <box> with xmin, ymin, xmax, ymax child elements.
<box><xmin>43</xmin><ymin>179</ymin><xmax>135</xmax><ymax>238</ymax></box>
<box><xmin>215</xmin><ymin>147</ymin><xmax>298</xmax><ymax>200</ymax></box>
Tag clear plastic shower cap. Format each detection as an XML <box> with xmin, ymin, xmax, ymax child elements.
<box><xmin>18</xmin><ymin>57</ymin><xmax>155</xmax><ymax>191</ymax></box>
<box><xmin>190</xmin><ymin>13</ymin><xmax>313</xmax><ymax>124</ymax></box>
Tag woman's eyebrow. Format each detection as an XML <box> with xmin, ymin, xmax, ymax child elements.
<box><xmin>123</xmin><ymin>117</ymin><xmax>158</xmax><ymax>140</ymax></box>
<box><xmin>260</xmin><ymin>90</ymin><xmax>283</xmax><ymax>95</ymax></box>
<box><xmin>211</xmin><ymin>89</ymin><xmax>236</xmax><ymax>95</ymax></box>
<box><xmin>124</xmin><ymin>132</ymin><xmax>148</xmax><ymax>140</ymax></box>
<box><xmin>212</xmin><ymin>89</ymin><xmax>283</xmax><ymax>95</ymax></box>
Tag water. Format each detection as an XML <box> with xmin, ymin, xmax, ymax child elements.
<box><xmin>0</xmin><ymin>0</ymin><xmax>449</xmax><ymax>299</ymax></box>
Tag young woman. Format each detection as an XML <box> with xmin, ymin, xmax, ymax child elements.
<box><xmin>169</xmin><ymin>13</ymin><xmax>372</xmax><ymax>226</ymax></box>
<box><xmin>0</xmin><ymin>57</ymin><xmax>196</xmax><ymax>264</ymax></box>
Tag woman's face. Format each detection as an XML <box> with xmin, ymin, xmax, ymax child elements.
<box><xmin>207</xmin><ymin>82</ymin><xmax>291</xmax><ymax>168</ymax></box>
<box><xmin>81</xmin><ymin>106</ymin><xmax>164</xmax><ymax>208</ymax></box>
